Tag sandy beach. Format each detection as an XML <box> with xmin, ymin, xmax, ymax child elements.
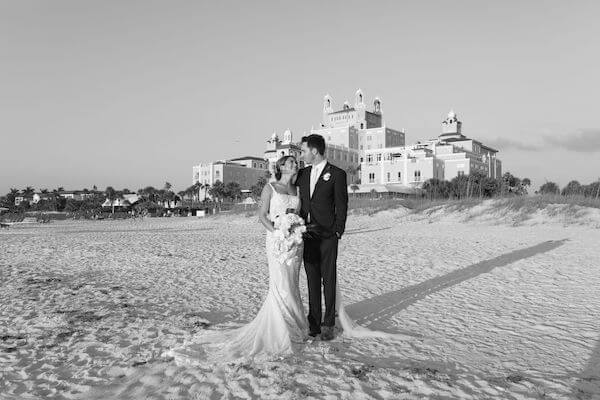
<box><xmin>1</xmin><ymin>206</ymin><xmax>599</xmax><ymax>399</ymax></box>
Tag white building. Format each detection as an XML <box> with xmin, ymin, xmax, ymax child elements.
<box><xmin>264</xmin><ymin>129</ymin><xmax>304</xmax><ymax>173</ymax></box>
<box><xmin>314</xmin><ymin>90</ymin><xmax>405</xmax><ymax>152</ymax></box>
<box><xmin>264</xmin><ymin>90</ymin><xmax>403</xmax><ymax>184</ymax></box>
<box><xmin>101</xmin><ymin>193</ymin><xmax>141</xmax><ymax>208</ymax></box>
<box><xmin>356</xmin><ymin>110</ymin><xmax>502</xmax><ymax>192</ymax></box>
<box><xmin>361</xmin><ymin>144</ymin><xmax>445</xmax><ymax>187</ymax></box>
<box><xmin>192</xmin><ymin>156</ymin><xmax>269</xmax><ymax>200</ymax></box>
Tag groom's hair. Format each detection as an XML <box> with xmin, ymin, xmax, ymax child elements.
<box><xmin>301</xmin><ymin>134</ymin><xmax>326</xmax><ymax>155</ymax></box>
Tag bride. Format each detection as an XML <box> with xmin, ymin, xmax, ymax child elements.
<box><xmin>168</xmin><ymin>155</ymin><xmax>308</xmax><ymax>364</ymax></box>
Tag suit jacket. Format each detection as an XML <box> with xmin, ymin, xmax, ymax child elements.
<box><xmin>296</xmin><ymin>162</ymin><xmax>348</xmax><ymax>238</ymax></box>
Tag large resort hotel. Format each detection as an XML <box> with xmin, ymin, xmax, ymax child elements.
<box><xmin>193</xmin><ymin>89</ymin><xmax>502</xmax><ymax>196</ymax></box>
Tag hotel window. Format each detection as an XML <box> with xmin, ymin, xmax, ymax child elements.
<box><xmin>414</xmin><ymin>170</ymin><xmax>421</xmax><ymax>181</ymax></box>
<box><xmin>369</xmin><ymin>173</ymin><xmax>375</xmax><ymax>183</ymax></box>
<box><xmin>398</xmin><ymin>172</ymin><xmax>402</xmax><ymax>181</ymax></box>
<box><xmin>360</xmin><ymin>145</ymin><xmax>363</xmax><ymax>150</ymax></box>
<box><xmin>376</xmin><ymin>153</ymin><xmax>382</xmax><ymax>162</ymax></box>
<box><xmin>367</xmin><ymin>136</ymin><xmax>372</xmax><ymax>141</ymax></box>
<box><xmin>387</xmin><ymin>172</ymin><xmax>390</xmax><ymax>182</ymax></box>
<box><xmin>458</xmin><ymin>171</ymin><xmax>465</xmax><ymax>176</ymax></box>
<box><xmin>366</xmin><ymin>154</ymin><xmax>373</xmax><ymax>163</ymax></box>
<box><xmin>360</xmin><ymin>157</ymin><xmax>364</xmax><ymax>163</ymax></box>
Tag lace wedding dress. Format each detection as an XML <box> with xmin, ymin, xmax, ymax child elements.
<box><xmin>167</xmin><ymin>185</ymin><xmax>308</xmax><ymax>364</ymax></box>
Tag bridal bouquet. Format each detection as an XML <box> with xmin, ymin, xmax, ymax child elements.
<box><xmin>272</xmin><ymin>213</ymin><xmax>306</xmax><ymax>265</ymax></box>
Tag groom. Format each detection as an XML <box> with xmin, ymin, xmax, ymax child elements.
<box><xmin>296</xmin><ymin>134</ymin><xmax>348</xmax><ymax>341</ymax></box>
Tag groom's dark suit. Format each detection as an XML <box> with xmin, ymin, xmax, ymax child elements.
<box><xmin>296</xmin><ymin>162</ymin><xmax>348</xmax><ymax>331</ymax></box>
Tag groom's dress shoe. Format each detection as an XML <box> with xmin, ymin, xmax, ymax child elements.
<box><xmin>308</xmin><ymin>330</ymin><xmax>321</xmax><ymax>338</ymax></box>
<box><xmin>320</xmin><ymin>326</ymin><xmax>334</xmax><ymax>341</ymax></box>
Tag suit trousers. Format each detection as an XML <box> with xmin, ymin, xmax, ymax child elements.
<box><xmin>303</xmin><ymin>235</ymin><xmax>338</xmax><ymax>330</ymax></box>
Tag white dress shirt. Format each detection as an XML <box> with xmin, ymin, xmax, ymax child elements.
<box><xmin>309</xmin><ymin>159</ymin><xmax>327</xmax><ymax>198</ymax></box>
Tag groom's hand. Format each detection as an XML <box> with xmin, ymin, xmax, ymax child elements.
<box><xmin>335</xmin><ymin>232</ymin><xmax>342</xmax><ymax>240</ymax></box>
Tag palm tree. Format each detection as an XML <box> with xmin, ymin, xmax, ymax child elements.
<box><xmin>105</xmin><ymin>186</ymin><xmax>120</xmax><ymax>214</ymax></box>
<box><xmin>22</xmin><ymin>186</ymin><xmax>35</xmax><ymax>198</ymax></box>
<box><xmin>178</xmin><ymin>190</ymin><xmax>187</xmax><ymax>204</ymax></box>
<box><xmin>6</xmin><ymin>188</ymin><xmax>19</xmax><ymax>206</ymax></box>
<box><xmin>138</xmin><ymin>186</ymin><xmax>156</xmax><ymax>202</ymax></box>
<box><xmin>187</xmin><ymin>186</ymin><xmax>196</xmax><ymax>202</ymax></box>
<box><xmin>191</xmin><ymin>182</ymin><xmax>202</xmax><ymax>202</ymax></box>
<box><xmin>203</xmin><ymin>183</ymin><xmax>210</xmax><ymax>202</ymax></box>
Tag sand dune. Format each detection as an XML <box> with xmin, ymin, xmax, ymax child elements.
<box><xmin>1</xmin><ymin>209</ymin><xmax>599</xmax><ymax>399</ymax></box>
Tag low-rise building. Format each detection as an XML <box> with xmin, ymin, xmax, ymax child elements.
<box><xmin>192</xmin><ymin>157</ymin><xmax>269</xmax><ymax>199</ymax></box>
<box><xmin>101</xmin><ymin>194</ymin><xmax>141</xmax><ymax>209</ymax></box>
<box><xmin>361</xmin><ymin>145</ymin><xmax>445</xmax><ymax>187</ymax></box>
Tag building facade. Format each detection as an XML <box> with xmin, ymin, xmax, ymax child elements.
<box><xmin>194</xmin><ymin>90</ymin><xmax>503</xmax><ymax>198</ymax></box>
<box><xmin>357</xmin><ymin>110</ymin><xmax>502</xmax><ymax>192</ymax></box>
<box><xmin>192</xmin><ymin>157</ymin><xmax>269</xmax><ymax>199</ymax></box>
<box><xmin>264</xmin><ymin>90</ymin><xmax>404</xmax><ymax>184</ymax></box>
<box><xmin>360</xmin><ymin>145</ymin><xmax>445</xmax><ymax>187</ymax></box>
<box><xmin>264</xmin><ymin>129</ymin><xmax>304</xmax><ymax>173</ymax></box>
<box><xmin>310</xmin><ymin>90</ymin><xmax>405</xmax><ymax>168</ymax></box>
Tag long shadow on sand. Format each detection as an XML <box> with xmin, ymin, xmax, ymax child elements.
<box><xmin>574</xmin><ymin>337</ymin><xmax>600</xmax><ymax>398</ymax></box>
<box><xmin>346</xmin><ymin>239</ymin><xmax>569</xmax><ymax>332</ymax></box>
<box><xmin>345</xmin><ymin>226</ymin><xmax>393</xmax><ymax>235</ymax></box>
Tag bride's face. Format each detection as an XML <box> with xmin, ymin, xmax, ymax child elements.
<box><xmin>282</xmin><ymin>158</ymin><xmax>298</xmax><ymax>174</ymax></box>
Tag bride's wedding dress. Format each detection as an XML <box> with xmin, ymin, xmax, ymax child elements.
<box><xmin>168</xmin><ymin>185</ymin><xmax>308</xmax><ymax>364</ymax></box>
<box><xmin>167</xmin><ymin>184</ymin><xmax>409</xmax><ymax>365</ymax></box>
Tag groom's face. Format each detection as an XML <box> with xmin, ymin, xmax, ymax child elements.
<box><xmin>301</xmin><ymin>142</ymin><xmax>315</xmax><ymax>165</ymax></box>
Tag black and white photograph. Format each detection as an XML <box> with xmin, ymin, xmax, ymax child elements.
<box><xmin>1</xmin><ymin>1</ymin><xmax>599</xmax><ymax>399</ymax></box>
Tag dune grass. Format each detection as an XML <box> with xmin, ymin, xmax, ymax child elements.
<box><xmin>348</xmin><ymin>197</ymin><xmax>407</xmax><ymax>216</ymax></box>
<box><xmin>206</xmin><ymin>195</ymin><xmax>600</xmax><ymax>223</ymax></box>
<box><xmin>348</xmin><ymin>194</ymin><xmax>600</xmax><ymax>226</ymax></box>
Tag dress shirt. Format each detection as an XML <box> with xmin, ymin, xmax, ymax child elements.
<box><xmin>309</xmin><ymin>159</ymin><xmax>327</xmax><ymax>198</ymax></box>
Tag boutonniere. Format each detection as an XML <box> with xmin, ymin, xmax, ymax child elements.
<box><xmin>322</xmin><ymin>172</ymin><xmax>331</xmax><ymax>181</ymax></box>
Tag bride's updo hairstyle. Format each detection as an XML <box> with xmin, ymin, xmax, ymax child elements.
<box><xmin>274</xmin><ymin>155</ymin><xmax>296</xmax><ymax>180</ymax></box>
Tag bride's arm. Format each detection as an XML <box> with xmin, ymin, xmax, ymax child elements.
<box><xmin>258</xmin><ymin>184</ymin><xmax>275</xmax><ymax>232</ymax></box>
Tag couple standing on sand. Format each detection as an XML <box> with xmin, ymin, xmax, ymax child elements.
<box><xmin>170</xmin><ymin>134</ymin><xmax>397</xmax><ymax>364</ymax></box>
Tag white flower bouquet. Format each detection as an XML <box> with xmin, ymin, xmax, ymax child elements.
<box><xmin>272</xmin><ymin>213</ymin><xmax>307</xmax><ymax>264</ymax></box>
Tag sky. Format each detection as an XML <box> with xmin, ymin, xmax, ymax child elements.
<box><xmin>1</xmin><ymin>0</ymin><xmax>599</xmax><ymax>194</ymax></box>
